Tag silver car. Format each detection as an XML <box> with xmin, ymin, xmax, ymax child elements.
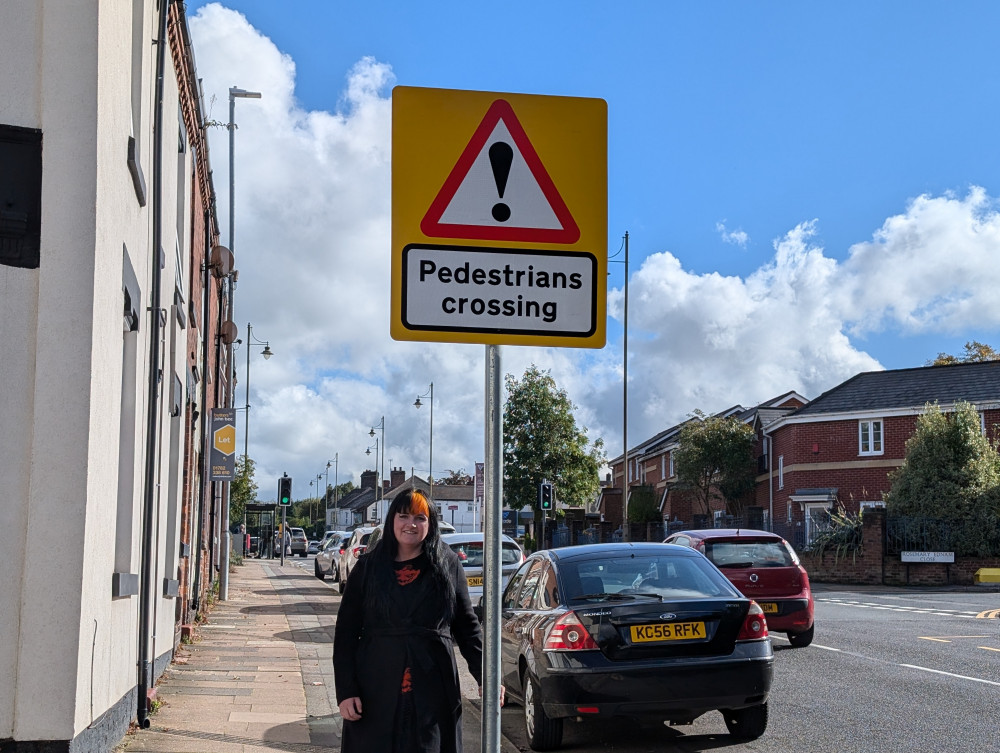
<box><xmin>441</xmin><ymin>532</ymin><xmax>525</xmax><ymax>619</ymax></box>
<box><xmin>338</xmin><ymin>526</ymin><xmax>376</xmax><ymax>594</ymax></box>
<box><xmin>314</xmin><ymin>533</ymin><xmax>348</xmax><ymax>581</ymax></box>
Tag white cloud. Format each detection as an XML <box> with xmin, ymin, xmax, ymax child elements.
<box><xmin>189</xmin><ymin>5</ymin><xmax>1000</xmax><ymax>489</ymax></box>
<box><xmin>716</xmin><ymin>221</ymin><xmax>749</xmax><ymax>247</ymax></box>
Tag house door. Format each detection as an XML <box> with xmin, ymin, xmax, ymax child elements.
<box><xmin>804</xmin><ymin>503</ymin><xmax>831</xmax><ymax>548</ymax></box>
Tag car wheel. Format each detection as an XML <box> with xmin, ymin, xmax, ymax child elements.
<box><xmin>723</xmin><ymin>702</ymin><xmax>768</xmax><ymax>740</ymax></box>
<box><xmin>523</xmin><ymin>669</ymin><xmax>562</xmax><ymax>751</ymax></box>
<box><xmin>788</xmin><ymin>624</ymin><xmax>814</xmax><ymax>648</ymax></box>
<box><xmin>314</xmin><ymin>560</ymin><xmax>326</xmax><ymax>580</ymax></box>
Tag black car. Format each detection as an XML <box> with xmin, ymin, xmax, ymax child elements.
<box><xmin>500</xmin><ymin>543</ymin><xmax>774</xmax><ymax>750</ymax></box>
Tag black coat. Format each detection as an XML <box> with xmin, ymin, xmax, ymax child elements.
<box><xmin>333</xmin><ymin>548</ymin><xmax>483</xmax><ymax>753</ymax></box>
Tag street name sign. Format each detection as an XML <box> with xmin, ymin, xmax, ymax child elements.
<box><xmin>391</xmin><ymin>87</ymin><xmax>607</xmax><ymax>347</ymax></box>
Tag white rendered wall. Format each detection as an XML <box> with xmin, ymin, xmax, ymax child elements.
<box><xmin>0</xmin><ymin>1</ymin><xmax>43</xmax><ymax>741</ymax></box>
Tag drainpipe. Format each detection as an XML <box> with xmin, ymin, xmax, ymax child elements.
<box><xmin>137</xmin><ymin>0</ymin><xmax>171</xmax><ymax>729</ymax></box>
<box><xmin>763</xmin><ymin>426</ymin><xmax>774</xmax><ymax>530</ymax></box>
<box><xmin>191</xmin><ymin>202</ymin><xmax>212</xmax><ymax>614</ymax></box>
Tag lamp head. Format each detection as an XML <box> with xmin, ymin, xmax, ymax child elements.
<box><xmin>414</xmin><ymin>397</ymin><xmax>422</xmax><ymax>408</ymax></box>
<box><xmin>369</xmin><ymin>427</ymin><xmax>375</xmax><ymax>437</ymax></box>
<box><xmin>262</xmin><ymin>344</ymin><xmax>273</xmax><ymax>359</ymax></box>
<box><xmin>366</xmin><ymin>447</ymin><xmax>372</xmax><ymax>456</ymax></box>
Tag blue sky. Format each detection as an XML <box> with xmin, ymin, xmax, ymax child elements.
<box><xmin>186</xmin><ymin>2</ymin><xmax>1000</xmax><ymax>495</ymax></box>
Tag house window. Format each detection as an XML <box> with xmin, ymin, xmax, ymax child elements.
<box><xmin>859</xmin><ymin>420</ymin><xmax>883</xmax><ymax>455</ymax></box>
<box><xmin>668</xmin><ymin>453</ymin><xmax>675</xmax><ymax>479</ymax></box>
<box><xmin>777</xmin><ymin>455</ymin><xmax>784</xmax><ymax>490</ymax></box>
<box><xmin>661</xmin><ymin>455</ymin><xmax>666</xmax><ymax>478</ymax></box>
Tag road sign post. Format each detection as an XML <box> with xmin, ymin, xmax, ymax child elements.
<box><xmin>392</xmin><ymin>87</ymin><xmax>607</xmax><ymax>753</ymax></box>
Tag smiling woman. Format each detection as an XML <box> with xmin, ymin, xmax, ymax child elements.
<box><xmin>333</xmin><ymin>490</ymin><xmax>498</xmax><ymax>753</ymax></box>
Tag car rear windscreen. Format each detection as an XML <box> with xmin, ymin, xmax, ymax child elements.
<box><xmin>448</xmin><ymin>541</ymin><xmax>522</xmax><ymax>566</ymax></box>
<box><xmin>703</xmin><ymin>540</ymin><xmax>795</xmax><ymax>568</ymax></box>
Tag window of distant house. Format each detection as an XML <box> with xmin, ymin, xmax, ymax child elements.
<box><xmin>859</xmin><ymin>500</ymin><xmax>885</xmax><ymax>511</ymax></box>
<box><xmin>777</xmin><ymin>455</ymin><xmax>784</xmax><ymax>490</ymax></box>
<box><xmin>668</xmin><ymin>452</ymin><xmax>675</xmax><ymax>478</ymax></box>
<box><xmin>661</xmin><ymin>455</ymin><xmax>666</xmax><ymax>478</ymax></box>
<box><xmin>859</xmin><ymin>419</ymin><xmax>884</xmax><ymax>456</ymax></box>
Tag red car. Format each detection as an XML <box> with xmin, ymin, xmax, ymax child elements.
<box><xmin>664</xmin><ymin>529</ymin><xmax>814</xmax><ymax>647</ymax></box>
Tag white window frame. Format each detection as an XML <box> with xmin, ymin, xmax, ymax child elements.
<box><xmin>859</xmin><ymin>419</ymin><xmax>884</xmax><ymax>456</ymax></box>
<box><xmin>777</xmin><ymin>455</ymin><xmax>784</xmax><ymax>490</ymax></box>
<box><xmin>668</xmin><ymin>452</ymin><xmax>675</xmax><ymax>479</ymax></box>
<box><xmin>859</xmin><ymin>500</ymin><xmax>885</xmax><ymax>511</ymax></box>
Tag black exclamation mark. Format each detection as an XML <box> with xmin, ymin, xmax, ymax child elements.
<box><xmin>489</xmin><ymin>142</ymin><xmax>513</xmax><ymax>222</ymax></box>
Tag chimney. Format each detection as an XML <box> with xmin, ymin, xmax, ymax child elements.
<box><xmin>391</xmin><ymin>467</ymin><xmax>405</xmax><ymax>490</ymax></box>
<box><xmin>360</xmin><ymin>470</ymin><xmax>377</xmax><ymax>491</ymax></box>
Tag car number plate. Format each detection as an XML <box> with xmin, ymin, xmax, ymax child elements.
<box><xmin>467</xmin><ymin>576</ymin><xmax>484</xmax><ymax>587</ymax></box>
<box><xmin>759</xmin><ymin>602</ymin><xmax>779</xmax><ymax>614</ymax></box>
<box><xmin>630</xmin><ymin>622</ymin><xmax>706</xmax><ymax>643</ymax></box>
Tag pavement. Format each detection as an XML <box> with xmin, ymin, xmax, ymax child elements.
<box><xmin>122</xmin><ymin>558</ymin><xmax>520</xmax><ymax>753</ymax></box>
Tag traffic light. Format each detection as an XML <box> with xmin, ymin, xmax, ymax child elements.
<box><xmin>278</xmin><ymin>475</ymin><xmax>292</xmax><ymax>506</ymax></box>
<box><xmin>539</xmin><ymin>482</ymin><xmax>553</xmax><ymax>510</ymax></box>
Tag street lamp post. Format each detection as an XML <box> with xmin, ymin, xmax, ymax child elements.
<box><xmin>326</xmin><ymin>455</ymin><xmax>338</xmax><ymax>528</ymax></box>
<box><xmin>243</xmin><ymin>322</ymin><xmax>273</xmax><ymax>461</ymax></box>
<box><xmin>370</xmin><ymin>416</ymin><xmax>385</xmax><ymax>505</ymax></box>
<box><xmin>221</xmin><ymin>85</ymin><xmax>261</xmax><ymax>602</ymax></box>
<box><xmin>365</xmin><ymin>439</ymin><xmax>379</xmax><ymax>523</ymax></box>
<box><xmin>414</xmin><ymin>383</ymin><xmax>434</xmax><ymax>502</ymax></box>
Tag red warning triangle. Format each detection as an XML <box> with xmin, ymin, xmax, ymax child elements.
<box><xmin>421</xmin><ymin>99</ymin><xmax>580</xmax><ymax>244</ymax></box>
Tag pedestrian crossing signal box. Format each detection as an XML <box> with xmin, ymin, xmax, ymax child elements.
<box><xmin>278</xmin><ymin>476</ymin><xmax>292</xmax><ymax>506</ymax></box>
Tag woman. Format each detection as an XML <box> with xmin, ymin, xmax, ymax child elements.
<box><xmin>333</xmin><ymin>490</ymin><xmax>485</xmax><ymax>753</ymax></box>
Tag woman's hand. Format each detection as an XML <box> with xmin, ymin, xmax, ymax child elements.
<box><xmin>478</xmin><ymin>684</ymin><xmax>506</xmax><ymax>707</ymax></box>
<box><xmin>339</xmin><ymin>696</ymin><xmax>363</xmax><ymax>721</ymax></box>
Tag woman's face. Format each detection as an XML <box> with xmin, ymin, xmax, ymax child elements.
<box><xmin>394</xmin><ymin>508</ymin><xmax>430</xmax><ymax>548</ymax></box>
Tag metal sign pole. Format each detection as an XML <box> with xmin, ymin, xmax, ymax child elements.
<box><xmin>280</xmin><ymin>507</ymin><xmax>286</xmax><ymax>566</ymax></box>
<box><xmin>482</xmin><ymin>344</ymin><xmax>503</xmax><ymax>753</ymax></box>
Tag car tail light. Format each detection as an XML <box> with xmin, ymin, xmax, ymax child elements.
<box><xmin>737</xmin><ymin>601</ymin><xmax>769</xmax><ymax>641</ymax></box>
<box><xmin>352</xmin><ymin>546</ymin><xmax>366</xmax><ymax>557</ymax></box>
<box><xmin>543</xmin><ymin>611</ymin><xmax>599</xmax><ymax>651</ymax></box>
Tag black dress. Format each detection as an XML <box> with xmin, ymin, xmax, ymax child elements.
<box><xmin>333</xmin><ymin>549</ymin><xmax>483</xmax><ymax>753</ymax></box>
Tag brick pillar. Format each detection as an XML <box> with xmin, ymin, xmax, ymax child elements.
<box><xmin>862</xmin><ymin>507</ymin><xmax>886</xmax><ymax>585</ymax></box>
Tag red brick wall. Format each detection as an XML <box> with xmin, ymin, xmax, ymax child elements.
<box><xmin>798</xmin><ymin>510</ymin><xmax>1000</xmax><ymax>586</ymax></box>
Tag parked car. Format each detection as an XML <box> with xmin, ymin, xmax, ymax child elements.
<box><xmin>288</xmin><ymin>527</ymin><xmax>309</xmax><ymax>557</ymax></box>
<box><xmin>307</xmin><ymin>539</ymin><xmax>321</xmax><ymax>555</ymax></box>
<box><xmin>664</xmin><ymin>528</ymin><xmax>815</xmax><ymax>647</ymax></box>
<box><xmin>338</xmin><ymin>526</ymin><xmax>376</xmax><ymax>593</ymax></box>
<box><xmin>501</xmin><ymin>543</ymin><xmax>773</xmax><ymax>750</ymax></box>
<box><xmin>314</xmin><ymin>532</ymin><xmax>348</xmax><ymax>581</ymax></box>
<box><xmin>440</xmin><ymin>532</ymin><xmax>525</xmax><ymax>620</ymax></box>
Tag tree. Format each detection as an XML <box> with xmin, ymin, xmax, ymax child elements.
<box><xmin>503</xmin><ymin>365</ymin><xmax>605</xmax><ymax>510</ymax></box>
<box><xmin>930</xmin><ymin>340</ymin><xmax>1000</xmax><ymax>366</ymax></box>
<box><xmin>440</xmin><ymin>469</ymin><xmax>473</xmax><ymax>485</ymax></box>
<box><xmin>884</xmin><ymin>401</ymin><xmax>1000</xmax><ymax>556</ymax></box>
<box><xmin>627</xmin><ymin>485</ymin><xmax>662</xmax><ymax>523</ymax></box>
<box><xmin>230</xmin><ymin>455</ymin><xmax>258</xmax><ymax>528</ymax></box>
<box><xmin>673</xmin><ymin>411</ymin><xmax>756</xmax><ymax>517</ymax></box>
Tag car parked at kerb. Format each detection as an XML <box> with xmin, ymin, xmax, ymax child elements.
<box><xmin>501</xmin><ymin>543</ymin><xmax>773</xmax><ymax>750</ymax></box>
<box><xmin>664</xmin><ymin>528</ymin><xmax>815</xmax><ymax>647</ymax></box>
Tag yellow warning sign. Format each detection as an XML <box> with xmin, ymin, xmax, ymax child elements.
<box><xmin>391</xmin><ymin>86</ymin><xmax>607</xmax><ymax>348</ymax></box>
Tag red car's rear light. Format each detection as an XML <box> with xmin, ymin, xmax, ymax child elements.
<box><xmin>352</xmin><ymin>546</ymin><xmax>366</xmax><ymax>557</ymax></box>
<box><xmin>543</xmin><ymin>611</ymin><xmax>599</xmax><ymax>651</ymax></box>
<box><xmin>737</xmin><ymin>601</ymin><xmax>769</xmax><ymax>641</ymax></box>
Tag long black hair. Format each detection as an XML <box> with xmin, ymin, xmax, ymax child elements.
<box><xmin>363</xmin><ymin>489</ymin><xmax>456</xmax><ymax>619</ymax></box>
